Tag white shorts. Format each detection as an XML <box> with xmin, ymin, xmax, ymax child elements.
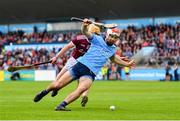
<box><xmin>65</xmin><ymin>57</ymin><xmax>78</xmax><ymax>70</ymax></box>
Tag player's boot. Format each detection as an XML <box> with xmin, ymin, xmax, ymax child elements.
<box><xmin>55</xmin><ymin>105</ymin><xmax>71</xmax><ymax>111</ymax></box>
<box><xmin>33</xmin><ymin>89</ymin><xmax>49</xmax><ymax>102</ymax></box>
<box><xmin>51</xmin><ymin>90</ymin><xmax>58</xmax><ymax>97</ymax></box>
<box><xmin>81</xmin><ymin>96</ymin><xmax>88</xmax><ymax>107</ymax></box>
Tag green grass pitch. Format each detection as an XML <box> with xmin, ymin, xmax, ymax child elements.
<box><xmin>0</xmin><ymin>81</ymin><xmax>180</xmax><ymax>120</ymax></box>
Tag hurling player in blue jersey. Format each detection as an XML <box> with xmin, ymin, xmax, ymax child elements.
<box><xmin>33</xmin><ymin>18</ymin><xmax>135</xmax><ymax>111</ymax></box>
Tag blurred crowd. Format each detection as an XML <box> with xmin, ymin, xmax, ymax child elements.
<box><xmin>0</xmin><ymin>23</ymin><xmax>180</xmax><ymax>80</ymax></box>
<box><xmin>118</xmin><ymin>24</ymin><xmax>180</xmax><ymax>66</ymax></box>
<box><xmin>0</xmin><ymin>48</ymin><xmax>71</xmax><ymax>74</ymax></box>
<box><xmin>0</xmin><ymin>30</ymin><xmax>77</xmax><ymax>45</ymax></box>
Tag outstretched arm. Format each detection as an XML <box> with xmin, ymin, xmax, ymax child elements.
<box><xmin>110</xmin><ymin>54</ymin><xmax>135</xmax><ymax>68</ymax></box>
<box><xmin>51</xmin><ymin>41</ymin><xmax>75</xmax><ymax>64</ymax></box>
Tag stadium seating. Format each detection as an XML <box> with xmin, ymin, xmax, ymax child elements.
<box><xmin>0</xmin><ymin>24</ymin><xmax>180</xmax><ymax>80</ymax></box>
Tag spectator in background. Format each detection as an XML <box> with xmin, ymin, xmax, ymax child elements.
<box><xmin>174</xmin><ymin>63</ymin><xmax>179</xmax><ymax>81</ymax></box>
<box><xmin>10</xmin><ymin>71</ymin><xmax>21</xmax><ymax>81</ymax></box>
<box><xmin>165</xmin><ymin>64</ymin><xmax>172</xmax><ymax>81</ymax></box>
<box><xmin>33</xmin><ymin>26</ymin><xmax>38</xmax><ymax>33</ymax></box>
<box><xmin>116</xmin><ymin>65</ymin><xmax>122</xmax><ymax>80</ymax></box>
<box><xmin>109</xmin><ymin>63</ymin><xmax>118</xmax><ymax>80</ymax></box>
<box><xmin>101</xmin><ymin>64</ymin><xmax>108</xmax><ymax>80</ymax></box>
<box><xmin>124</xmin><ymin>66</ymin><xmax>130</xmax><ymax>80</ymax></box>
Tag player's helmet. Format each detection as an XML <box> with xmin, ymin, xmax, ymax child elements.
<box><xmin>107</xmin><ymin>28</ymin><xmax>121</xmax><ymax>37</ymax></box>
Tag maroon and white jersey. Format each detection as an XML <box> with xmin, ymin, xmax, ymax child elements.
<box><xmin>71</xmin><ymin>35</ymin><xmax>90</xmax><ymax>59</ymax></box>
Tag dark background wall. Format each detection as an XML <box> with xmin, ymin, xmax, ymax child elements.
<box><xmin>0</xmin><ymin>0</ymin><xmax>180</xmax><ymax>24</ymax></box>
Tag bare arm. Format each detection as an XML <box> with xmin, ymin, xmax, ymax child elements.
<box><xmin>56</xmin><ymin>41</ymin><xmax>75</xmax><ymax>58</ymax></box>
<box><xmin>110</xmin><ymin>54</ymin><xmax>135</xmax><ymax>67</ymax></box>
<box><xmin>51</xmin><ymin>41</ymin><xmax>75</xmax><ymax>64</ymax></box>
<box><xmin>81</xmin><ymin>19</ymin><xmax>93</xmax><ymax>39</ymax></box>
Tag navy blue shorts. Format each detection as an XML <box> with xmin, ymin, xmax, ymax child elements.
<box><xmin>69</xmin><ymin>62</ymin><xmax>96</xmax><ymax>81</ymax></box>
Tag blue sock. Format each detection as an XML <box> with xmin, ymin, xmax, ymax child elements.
<box><xmin>60</xmin><ymin>101</ymin><xmax>68</xmax><ymax>108</ymax></box>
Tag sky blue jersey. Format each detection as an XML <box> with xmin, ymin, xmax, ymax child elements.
<box><xmin>78</xmin><ymin>34</ymin><xmax>116</xmax><ymax>75</ymax></box>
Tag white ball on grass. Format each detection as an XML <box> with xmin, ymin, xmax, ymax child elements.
<box><xmin>110</xmin><ymin>105</ymin><xmax>115</xmax><ymax>111</ymax></box>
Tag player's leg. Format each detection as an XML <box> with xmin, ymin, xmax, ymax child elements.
<box><xmin>52</xmin><ymin>57</ymin><xmax>77</xmax><ymax>97</ymax></box>
<box><xmin>33</xmin><ymin>71</ymin><xmax>73</xmax><ymax>102</ymax></box>
<box><xmin>55</xmin><ymin>76</ymin><xmax>93</xmax><ymax>111</ymax></box>
<box><xmin>51</xmin><ymin>66</ymin><xmax>68</xmax><ymax>97</ymax></box>
<box><xmin>81</xmin><ymin>89</ymin><xmax>89</xmax><ymax>107</ymax></box>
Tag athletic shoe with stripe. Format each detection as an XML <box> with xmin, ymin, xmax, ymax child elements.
<box><xmin>55</xmin><ymin>106</ymin><xmax>71</xmax><ymax>111</ymax></box>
